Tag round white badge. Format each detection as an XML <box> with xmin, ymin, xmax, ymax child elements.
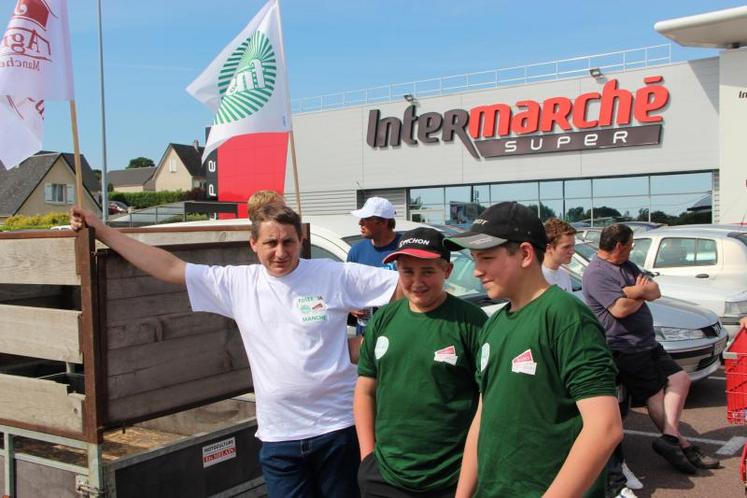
<box><xmin>480</xmin><ymin>343</ymin><xmax>490</xmax><ymax>372</ymax></box>
<box><xmin>374</xmin><ymin>336</ymin><xmax>389</xmax><ymax>360</ymax></box>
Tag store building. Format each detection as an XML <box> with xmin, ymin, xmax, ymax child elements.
<box><xmin>215</xmin><ymin>7</ymin><xmax>747</xmax><ymax>226</ymax></box>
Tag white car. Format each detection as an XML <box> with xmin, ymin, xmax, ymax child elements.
<box><xmin>630</xmin><ymin>225</ymin><xmax>747</xmax><ymax>339</ymax></box>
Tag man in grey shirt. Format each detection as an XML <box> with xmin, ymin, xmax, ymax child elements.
<box><xmin>582</xmin><ymin>224</ymin><xmax>718</xmax><ymax>476</ymax></box>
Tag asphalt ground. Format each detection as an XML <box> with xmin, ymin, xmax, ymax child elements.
<box><xmin>620</xmin><ymin>366</ymin><xmax>746</xmax><ymax>497</ymax></box>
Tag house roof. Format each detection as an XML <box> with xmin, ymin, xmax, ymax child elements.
<box><xmin>0</xmin><ymin>152</ymin><xmax>100</xmax><ymax>217</ymax></box>
<box><xmin>108</xmin><ymin>166</ymin><xmax>156</xmax><ymax>187</ymax></box>
<box><xmin>170</xmin><ymin>143</ymin><xmax>206</xmax><ymax>177</ymax></box>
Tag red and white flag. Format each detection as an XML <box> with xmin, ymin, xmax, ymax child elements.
<box><xmin>0</xmin><ymin>0</ymin><xmax>74</xmax><ymax>169</ymax></box>
<box><xmin>186</xmin><ymin>0</ymin><xmax>291</xmax><ymax>163</ymax></box>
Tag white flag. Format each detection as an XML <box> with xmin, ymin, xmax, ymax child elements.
<box><xmin>186</xmin><ymin>0</ymin><xmax>291</xmax><ymax>162</ymax></box>
<box><xmin>0</xmin><ymin>0</ymin><xmax>74</xmax><ymax>169</ymax></box>
<box><xmin>0</xmin><ymin>96</ymin><xmax>43</xmax><ymax>169</ymax></box>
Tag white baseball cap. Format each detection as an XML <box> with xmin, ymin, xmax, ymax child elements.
<box><xmin>351</xmin><ymin>197</ymin><xmax>396</xmax><ymax>219</ymax></box>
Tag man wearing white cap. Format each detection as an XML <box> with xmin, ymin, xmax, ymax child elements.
<box><xmin>348</xmin><ymin>197</ymin><xmax>401</xmax><ymax>335</ymax></box>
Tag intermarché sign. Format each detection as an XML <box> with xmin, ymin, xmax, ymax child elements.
<box><xmin>366</xmin><ymin>76</ymin><xmax>668</xmax><ymax>158</ymax></box>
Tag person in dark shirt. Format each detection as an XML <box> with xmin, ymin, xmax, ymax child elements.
<box><xmin>582</xmin><ymin>224</ymin><xmax>719</xmax><ymax>475</ymax></box>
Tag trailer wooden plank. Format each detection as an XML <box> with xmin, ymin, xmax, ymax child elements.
<box><xmin>107</xmin><ymin>368</ymin><xmax>252</xmax><ymax>424</ymax></box>
<box><xmin>0</xmin><ymin>304</ymin><xmax>82</xmax><ymax>363</ymax></box>
<box><xmin>106</xmin><ymin>290</ymin><xmax>192</xmax><ymax>322</ymax></box>
<box><xmin>107</xmin><ymin>330</ymin><xmax>247</xmax><ymax>400</ymax></box>
<box><xmin>103</xmin><ymin>245</ymin><xmax>255</xmax><ymax>281</ymax></box>
<box><xmin>0</xmin><ymin>238</ymin><xmax>80</xmax><ymax>285</ymax></box>
<box><xmin>0</xmin><ymin>374</ymin><xmax>84</xmax><ymax>433</ymax></box>
<box><xmin>106</xmin><ymin>312</ymin><xmax>233</xmax><ymax>350</ymax></box>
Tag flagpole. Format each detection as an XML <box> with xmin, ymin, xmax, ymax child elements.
<box><xmin>69</xmin><ymin>100</ymin><xmax>84</xmax><ymax>208</ymax></box>
<box><xmin>289</xmin><ymin>131</ymin><xmax>302</xmax><ymax>216</ymax></box>
<box><xmin>97</xmin><ymin>0</ymin><xmax>109</xmax><ymax>223</ymax></box>
<box><xmin>276</xmin><ymin>0</ymin><xmax>301</xmax><ymax>216</ymax></box>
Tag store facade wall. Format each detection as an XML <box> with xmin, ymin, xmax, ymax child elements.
<box><xmin>286</xmin><ymin>57</ymin><xmax>728</xmax><ymax>224</ymax></box>
<box><xmin>719</xmin><ymin>46</ymin><xmax>747</xmax><ymax>224</ymax></box>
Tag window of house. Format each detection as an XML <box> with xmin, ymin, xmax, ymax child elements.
<box><xmin>45</xmin><ymin>183</ymin><xmax>73</xmax><ymax>204</ymax></box>
<box><xmin>169</xmin><ymin>158</ymin><xmax>177</xmax><ymax>173</ymax></box>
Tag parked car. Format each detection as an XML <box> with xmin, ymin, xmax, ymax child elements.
<box><xmin>149</xmin><ymin>216</ymin><xmax>727</xmax><ymax>381</ymax></box>
<box><xmin>576</xmin><ymin>221</ymin><xmax>664</xmax><ymax>245</ymax></box>
<box><xmin>630</xmin><ymin>225</ymin><xmax>747</xmax><ymax>340</ymax></box>
<box><xmin>109</xmin><ymin>200</ymin><xmax>130</xmax><ymax>215</ymax></box>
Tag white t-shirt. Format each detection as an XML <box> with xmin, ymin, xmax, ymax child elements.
<box><xmin>542</xmin><ymin>265</ymin><xmax>573</xmax><ymax>292</ymax></box>
<box><xmin>185</xmin><ymin>258</ymin><xmax>398</xmax><ymax>442</ymax></box>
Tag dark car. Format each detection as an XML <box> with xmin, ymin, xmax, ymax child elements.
<box><xmin>108</xmin><ymin>201</ymin><xmax>129</xmax><ymax>215</ymax></box>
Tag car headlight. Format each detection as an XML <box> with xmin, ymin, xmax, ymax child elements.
<box><xmin>654</xmin><ymin>327</ymin><xmax>706</xmax><ymax>341</ymax></box>
<box><xmin>724</xmin><ymin>299</ymin><xmax>747</xmax><ymax>317</ymax></box>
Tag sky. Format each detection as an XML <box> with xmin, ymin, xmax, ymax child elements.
<box><xmin>1</xmin><ymin>0</ymin><xmax>743</xmax><ymax>173</ymax></box>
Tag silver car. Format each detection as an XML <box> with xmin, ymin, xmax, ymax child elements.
<box><xmin>568</xmin><ymin>240</ymin><xmax>727</xmax><ymax>381</ymax></box>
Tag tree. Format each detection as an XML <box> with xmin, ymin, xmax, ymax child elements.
<box><xmin>525</xmin><ymin>203</ymin><xmax>557</xmax><ymax>221</ymax></box>
<box><xmin>126</xmin><ymin>157</ymin><xmax>155</xmax><ymax>169</ymax></box>
<box><xmin>566</xmin><ymin>206</ymin><xmax>586</xmax><ymax>222</ymax></box>
<box><xmin>593</xmin><ymin>206</ymin><xmax>622</xmax><ymax>219</ymax></box>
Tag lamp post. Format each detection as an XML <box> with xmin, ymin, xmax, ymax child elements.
<box><xmin>97</xmin><ymin>0</ymin><xmax>110</xmax><ymax>223</ymax></box>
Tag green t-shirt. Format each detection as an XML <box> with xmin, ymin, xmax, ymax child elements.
<box><xmin>358</xmin><ymin>294</ymin><xmax>488</xmax><ymax>492</ymax></box>
<box><xmin>475</xmin><ymin>286</ymin><xmax>617</xmax><ymax>498</ymax></box>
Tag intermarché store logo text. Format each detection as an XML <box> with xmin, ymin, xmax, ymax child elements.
<box><xmin>367</xmin><ymin>76</ymin><xmax>669</xmax><ymax>158</ymax></box>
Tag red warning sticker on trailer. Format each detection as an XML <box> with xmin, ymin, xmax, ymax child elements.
<box><xmin>202</xmin><ymin>437</ymin><xmax>237</xmax><ymax>468</ymax></box>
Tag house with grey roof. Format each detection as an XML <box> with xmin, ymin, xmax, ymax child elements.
<box><xmin>0</xmin><ymin>152</ymin><xmax>101</xmax><ymax>223</ymax></box>
<box><xmin>108</xmin><ymin>166</ymin><xmax>156</xmax><ymax>192</ymax></box>
<box><xmin>150</xmin><ymin>143</ymin><xmax>206</xmax><ymax>192</ymax></box>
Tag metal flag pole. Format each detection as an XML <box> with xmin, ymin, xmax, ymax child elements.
<box><xmin>97</xmin><ymin>0</ymin><xmax>109</xmax><ymax>223</ymax></box>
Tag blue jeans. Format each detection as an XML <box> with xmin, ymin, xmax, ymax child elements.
<box><xmin>259</xmin><ymin>425</ymin><xmax>360</xmax><ymax>498</ymax></box>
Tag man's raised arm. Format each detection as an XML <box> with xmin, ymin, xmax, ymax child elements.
<box><xmin>71</xmin><ymin>207</ymin><xmax>186</xmax><ymax>286</ymax></box>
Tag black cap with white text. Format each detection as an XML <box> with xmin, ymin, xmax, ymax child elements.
<box><xmin>383</xmin><ymin>227</ymin><xmax>450</xmax><ymax>264</ymax></box>
<box><xmin>443</xmin><ymin>202</ymin><xmax>548</xmax><ymax>251</ymax></box>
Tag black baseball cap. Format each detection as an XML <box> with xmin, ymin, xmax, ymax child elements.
<box><xmin>383</xmin><ymin>227</ymin><xmax>451</xmax><ymax>264</ymax></box>
<box><xmin>443</xmin><ymin>202</ymin><xmax>548</xmax><ymax>251</ymax></box>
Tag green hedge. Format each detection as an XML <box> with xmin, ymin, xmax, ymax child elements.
<box><xmin>1</xmin><ymin>211</ymin><xmax>70</xmax><ymax>230</ymax></box>
<box><xmin>109</xmin><ymin>188</ymin><xmax>205</xmax><ymax>209</ymax></box>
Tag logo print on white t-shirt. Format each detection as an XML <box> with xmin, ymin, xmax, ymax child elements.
<box><xmin>480</xmin><ymin>343</ymin><xmax>490</xmax><ymax>372</ymax></box>
<box><xmin>374</xmin><ymin>336</ymin><xmax>389</xmax><ymax>360</ymax></box>
<box><xmin>295</xmin><ymin>296</ymin><xmax>328</xmax><ymax>322</ymax></box>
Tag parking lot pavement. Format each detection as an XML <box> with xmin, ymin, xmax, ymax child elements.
<box><xmin>620</xmin><ymin>367</ymin><xmax>745</xmax><ymax>497</ymax></box>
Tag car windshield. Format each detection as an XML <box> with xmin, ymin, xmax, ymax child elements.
<box><xmin>733</xmin><ymin>233</ymin><xmax>747</xmax><ymax>248</ymax></box>
<box><xmin>575</xmin><ymin>242</ymin><xmax>597</xmax><ymax>262</ymax></box>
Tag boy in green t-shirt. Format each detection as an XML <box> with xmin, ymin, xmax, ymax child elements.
<box><xmin>445</xmin><ymin>202</ymin><xmax>623</xmax><ymax>498</ymax></box>
<box><xmin>355</xmin><ymin>227</ymin><xmax>488</xmax><ymax>498</ymax></box>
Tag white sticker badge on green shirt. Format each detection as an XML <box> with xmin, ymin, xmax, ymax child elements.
<box><xmin>374</xmin><ymin>336</ymin><xmax>389</xmax><ymax>360</ymax></box>
<box><xmin>480</xmin><ymin>343</ymin><xmax>490</xmax><ymax>372</ymax></box>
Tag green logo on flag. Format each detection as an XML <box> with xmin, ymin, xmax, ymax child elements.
<box><xmin>215</xmin><ymin>31</ymin><xmax>277</xmax><ymax>125</ymax></box>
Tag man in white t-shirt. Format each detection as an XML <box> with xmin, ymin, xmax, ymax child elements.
<box><xmin>542</xmin><ymin>218</ymin><xmax>576</xmax><ymax>292</ymax></box>
<box><xmin>70</xmin><ymin>204</ymin><xmax>399</xmax><ymax>498</ymax></box>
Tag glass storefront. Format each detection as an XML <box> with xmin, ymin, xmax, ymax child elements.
<box><xmin>408</xmin><ymin>171</ymin><xmax>713</xmax><ymax>226</ymax></box>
